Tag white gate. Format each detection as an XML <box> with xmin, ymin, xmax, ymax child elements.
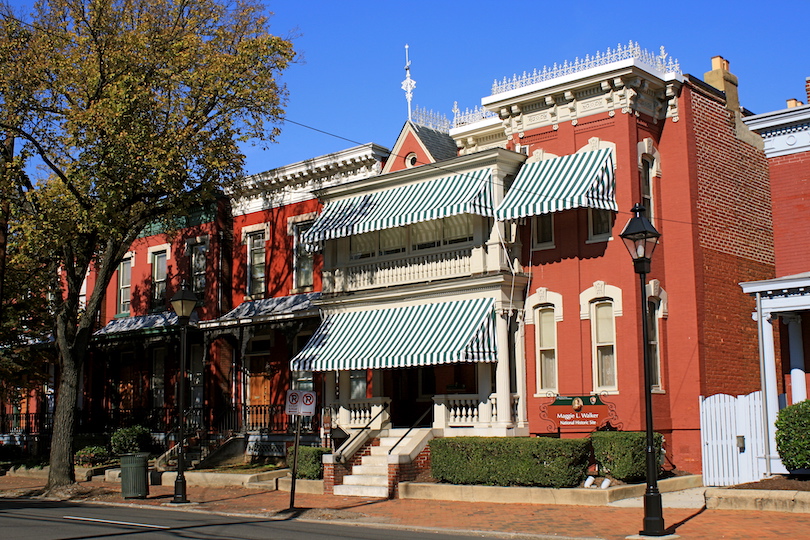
<box><xmin>699</xmin><ymin>391</ymin><xmax>766</xmax><ymax>486</ymax></box>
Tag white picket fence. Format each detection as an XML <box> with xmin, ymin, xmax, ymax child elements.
<box><xmin>699</xmin><ymin>391</ymin><xmax>767</xmax><ymax>486</ymax></box>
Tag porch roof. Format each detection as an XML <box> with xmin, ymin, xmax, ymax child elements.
<box><xmin>197</xmin><ymin>292</ymin><xmax>322</xmax><ymax>330</ymax></box>
<box><xmin>93</xmin><ymin>311</ymin><xmax>197</xmax><ymax>338</ymax></box>
<box><xmin>495</xmin><ymin>148</ymin><xmax>617</xmax><ymax>220</ymax></box>
<box><xmin>303</xmin><ymin>168</ymin><xmax>493</xmax><ymax>249</ymax></box>
<box><xmin>290</xmin><ymin>297</ymin><xmax>497</xmax><ymax>371</ymax></box>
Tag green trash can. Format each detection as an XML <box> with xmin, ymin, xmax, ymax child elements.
<box><xmin>120</xmin><ymin>452</ymin><xmax>150</xmax><ymax>499</ymax></box>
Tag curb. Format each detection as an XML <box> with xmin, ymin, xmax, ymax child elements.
<box><xmin>706</xmin><ymin>487</ymin><xmax>810</xmax><ymax>513</ymax></box>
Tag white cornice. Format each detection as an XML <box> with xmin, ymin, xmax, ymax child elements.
<box><xmin>743</xmin><ymin>105</ymin><xmax>810</xmax><ymax>158</ymax></box>
<box><xmin>314</xmin><ymin>147</ymin><xmax>527</xmax><ymax>200</ymax></box>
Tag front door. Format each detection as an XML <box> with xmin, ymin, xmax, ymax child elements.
<box><xmin>385</xmin><ymin>367</ymin><xmax>434</xmax><ymax>428</ymax></box>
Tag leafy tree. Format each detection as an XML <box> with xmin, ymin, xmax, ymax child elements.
<box><xmin>0</xmin><ymin>0</ymin><xmax>294</xmax><ymax>489</ymax></box>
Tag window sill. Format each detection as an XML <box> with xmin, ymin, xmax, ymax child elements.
<box><xmin>290</xmin><ymin>286</ymin><xmax>314</xmax><ymax>295</ymax></box>
<box><xmin>533</xmin><ymin>392</ymin><xmax>559</xmax><ymax>398</ymax></box>
<box><xmin>585</xmin><ymin>235</ymin><xmax>613</xmax><ymax>245</ymax></box>
<box><xmin>593</xmin><ymin>389</ymin><xmax>619</xmax><ymax>395</ymax></box>
<box><xmin>531</xmin><ymin>243</ymin><xmax>555</xmax><ymax>251</ymax></box>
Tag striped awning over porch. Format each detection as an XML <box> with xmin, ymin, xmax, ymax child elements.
<box><xmin>495</xmin><ymin>148</ymin><xmax>617</xmax><ymax>220</ymax></box>
<box><xmin>304</xmin><ymin>168</ymin><xmax>493</xmax><ymax>248</ymax></box>
<box><xmin>290</xmin><ymin>298</ymin><xmax>497</xmax><ymax>371</ymax></box>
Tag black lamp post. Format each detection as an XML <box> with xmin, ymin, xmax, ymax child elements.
<box><xmin>170</xmin><ymin>281</ymin><xmax>197</xmax><ymax>505</ymax></box>
<box><xmin>619</xmin><ymin>204</ymin><xmax>666</xmax><ymax>537</ymax></box>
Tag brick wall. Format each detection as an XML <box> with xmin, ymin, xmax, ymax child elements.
<box><xmin>686</xmin><ymin>83</ymin><xmax>775</xmax><ymax>396</ymax></box>
<box><xmin>767</xmin><ymin>150</ymin><xmax>810</xmax><ymax>276</ymax></box>
<box><xmin>322</xmin><ymin>437</ymin><xmax>379</xmax><ymax>495</ymax></box>
<box><xmin>387</xmin><ymin>445</ymin><xmax>431</xmax><ymax>498</ymax></box>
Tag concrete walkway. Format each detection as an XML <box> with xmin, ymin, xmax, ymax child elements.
<box><xmin>1</xmin><ymin>474</ymin><xmax>807</xmax><ymax>539</ymax></box>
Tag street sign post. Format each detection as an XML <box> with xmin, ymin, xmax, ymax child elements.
<box><xmin>286</xmin><ymin>390</ymin><xmax>316</xmax><ymax>509</ymax></box>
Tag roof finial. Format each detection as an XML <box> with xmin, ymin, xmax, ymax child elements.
<box><xmin>401</xmin><ymin>44</ymin><xmax>416</xmax><ymax>121</ymax></box>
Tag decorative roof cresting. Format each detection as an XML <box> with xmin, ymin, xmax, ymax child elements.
<box><xmin>491</xmin><ymin>41</ymin><xmax>681</xmax><ymax>95</ymax></box>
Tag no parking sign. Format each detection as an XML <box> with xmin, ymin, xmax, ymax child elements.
<box><xmin>285</xmin><ymin>390</ymin><xmax>316</xmax><ymax>416</ymax></box>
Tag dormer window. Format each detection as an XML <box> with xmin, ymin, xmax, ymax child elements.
<box><xmin>404</xmin><ymin>152</ymin><xmax>419</xmax><ymax>168</ymax></box>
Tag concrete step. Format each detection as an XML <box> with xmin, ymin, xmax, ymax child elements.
<box><xmin>352</xmin><ymin>464</ymin><xmax>387</xmax><ymax>475</ymax></box>
<box><xmin>359</xmin><ymin>455</ymin><xmax>387</xmax><ymax>466</ymax></box>
<box><xmin>342</xmin><ymin>474</ymin><xmax>388</xmax><ymax>487</ymax></box>
<box><xmin>333</xmin><ymin>483</ymin><xmax>388</xmax><ymax>498</ymax></box>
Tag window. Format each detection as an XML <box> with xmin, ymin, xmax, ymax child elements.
<box><xmin>350</xmin><ymin>231</ymin><xmax>377</xmax><ymax>260</ymax></box>
<box><xmin>349</xmin><ymin>370</ymin><xmax>367</xmax><ymax>400</ymax></box>
<box><xmin>641</xmin><ymin>156</ymin><xmax>655</xmax><ymax>224</ymax></box>
<box><xmin>588</xmin><ymin>208</ymin><xmax>613</xmax><ymax>241</ymax></box>
<box><xmin>190</xmin><ymin>243</ymin><xmax>206</xmax><ymax>295</ymax></box>
<box><xmin>533</xmin><ymin>214</ymin><xmax>554</xmax><ymax>249</ymax></box>
<box><xmin>647</xmin><ymin>298</ymin><xmax>663</xmax><ymax>390</ymax></box>
<box><xmin>411</xmin><ymin>220</ymin><xmax>441</xmax><ymax>250</ymax></box>
<box><xmin>117</xmin><ymin>257</ymin><xmax>132</xmax><ymax>314</ymax></box>
<box><xmin>293</xmin><ymin>221</ymin><xmax>314</xmax><ymax>290</ymax></box>
<box><xmin>535</xmin><ymin>306</ymin><xmax>557</xmax><ymax>392</ymax></box>
<box><xmin>443</xmin><ymin>214</ymin><xmax>473</xmax><ymax>244</ymax></box>
<box><xmin>151</xmin><ymin>250</ymin><xmax>167</xmax><ymax>310</ymax></box>
<box><xmin>247</xmin><ymin>231</ymin><xmax>266</xmax><ymax>296</ymax></box>
<box><xmin>380</xmin><ymin>228</ymin><xmax>406</xmax><ymax>255</ymax></box>
<box><xmin>292</xmin><ymin>370</ymin><xmax>314</xmax><ymax>391</ymax></box>
<box><xmin>592</xmin><ymin>300</ymin><xmax>617</xmax><ymax>391</ymax></box>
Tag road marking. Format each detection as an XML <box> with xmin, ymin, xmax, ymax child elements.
<box><xmin>63</xmin><ymin>516</ymin><xmax>170</xmax><ymax>529</ymax></box>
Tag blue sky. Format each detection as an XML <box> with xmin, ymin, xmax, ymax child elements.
<box><xmin>8</xmin><ymin>1</ymin><xmax>810</xmax><ymax>176</ymax></box>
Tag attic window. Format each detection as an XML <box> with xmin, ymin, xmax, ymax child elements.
<box><xmin>405</xmin><ymin>153</ymin><xmax>419</xmax><ymax>168</ymax></box>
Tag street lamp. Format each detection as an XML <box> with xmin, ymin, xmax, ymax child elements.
<box><xmin>619</xmin><ymin>204</ymin><xmax>666</xmax><ymax>537</ymax></box>
<box><xmin>170</xmin><ymin>281</ymin><xmax>197</xmax><ymax>504</ymax></box>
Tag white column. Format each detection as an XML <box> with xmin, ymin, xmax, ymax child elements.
<box><xmin>477</xmin><ymin>362</ymin><xmax>493</xmax><ymax>424</ymax></box>
<box><xmin>784</xmin><ymin>315</ymin><xmax>808</xmax><ymax>403</ymax></box>
<box><xmin>337</xmin><ymin>371</ymin><xmax>351</xmax><ymax>427</ymax></box>
<box><xmin>514</xmin><ymin>311</ymin><xmax>528</xmax><ymax>427</ymax></box>
<box><xmin>495</xmin><ymin>309</ymin><xmax>512</xmax><ymax>427</ymax></box>
<box><xmin>761</xmin><ymin>314</ymin><xmax>786</xmax><ymax>472</ymax></box>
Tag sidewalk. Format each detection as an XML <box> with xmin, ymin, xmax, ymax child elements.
<box><xmin>1</xmin><ymin>474</ymin><xmax>808</xmax><ymax>539</ymax></box>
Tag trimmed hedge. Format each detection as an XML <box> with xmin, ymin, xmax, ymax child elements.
<box><xmin>591</xmin><ymin>431</ymin><xmax>663</xmax><ymax>482</ymax></box>
<box><xmin>286</xmin><ymin>446</ymin><xmax>330</xmax><ymax>480</ymax></box>
<box><xmin>429</xmin><ymin>437</ymin><xmax>590</xmax><ymax>488</ymax></box>
<box><xmin>775</xmin><ymin>399</ymin><xmax>810</xmax><ymax>470</ymax></box>
<box><xmin>110</xmin><ymin>426</ymin><xmax>153</xmax><ymax>456</ymax></box>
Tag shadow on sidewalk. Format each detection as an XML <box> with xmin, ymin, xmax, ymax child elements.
<box><xmin>666</xmin><ymin>505</ymin><xmax>707</xmax><ymax>535</ymax></box>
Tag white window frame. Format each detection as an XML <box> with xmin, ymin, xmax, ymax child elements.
<box><xmin>184</xmin><ymin>235</ymin><xmax>209</xmax><ymax>297</ymax></box>
<box><xmin>637</xmin><ymin>138</ymin><xmax>661</xmax><ymax>226</ymax></box>
<box><xmin>526</xmin><ymin>288</ymin><xmax>563</xmax><ymax>396</ymax></box>
<box><xmin>535</xmin><ymin>305</ymin><xmax>558</xmax><ymax>393</ymax></box>
<box><xmin>587</xmin><ymin>208</ymin><xmax>613</xmax><ymax>243</ymax></box>
<box><xmin>247</xmin><ymin>230</ymin><xmax>266</xmax><ymax>297</ymax></box>
<box><xmin>532</xmin><ymin>213</ymin><xmax>555</xmax><ymax>250</ymax></box>
<box><xmin>117</xmin><ymin>254</ymin><xmax>134</xmax><ymax>315</ymax></box>
<box><xmin>580</xmin><ymin>281</ymin><xmax>622</xmax><ymax>394</ymax></box>
<box><xmin>148</xmin><ymin>244</ymin><xmax>170</xmax><ymax>311</ymax></box>
<box><xmin>646</xmin><ymin>279</ymin><xmax>668</xmax><ymax>392</ymax></box>
<box><xmin>591</xmin><ymin>300</ymin><xmax>618</xmax><ymax>392</ymax></box>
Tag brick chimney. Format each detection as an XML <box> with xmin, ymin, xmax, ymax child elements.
<box><xmin>787</xmin><ymin>99</ymin><xmax>805</xmax><ymax>109</ymax></box>
<box><xmin>806</xmin><ymin>76</ymin><xmax>810</xmax><ymax>103</ymax></box>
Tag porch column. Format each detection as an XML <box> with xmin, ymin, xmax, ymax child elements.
<box><xmin>760</xmin><ymin>312</ymin><xmax>785</xmax><ymax>473</ymax></box>
<box><xmin>337</xmin><ymin>371</ymin><xmax>351</xmax><ymax>427</ymax></box>
<box><xmin>514</xmin><ymin>310</ymin><xmax>528</xmax><ymax>427</ymax></box>
<box><xmin>495</xmin><ymin>309</ymin><xmax>512</xmax><ymax>427</ymax></box>
<box><xmin>783</xmin><ymin>315</ymin><xmax>807</xmax><ymax>403</ymax></box>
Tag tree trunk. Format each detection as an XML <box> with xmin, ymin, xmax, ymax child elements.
<box><xmin>47</xmin><ymin>347</ymin><xmax>79</xmax><ymax>488</ymax></box>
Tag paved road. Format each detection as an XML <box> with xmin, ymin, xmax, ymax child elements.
<box><xmin>0</xmin><ymin>498</ymin><xmax>546</xmax><ymax>540</ymax></box>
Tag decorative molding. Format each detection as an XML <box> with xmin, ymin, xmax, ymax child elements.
<box><xmin>580</xmin><ymin>281</ymin><xmax>623</xmax><ymax>319</ymax></box>
<box><xmin>646</xmin><ymin>279</ymin><xmax>668</xmax><ymax>318</ymax></box>
<box><xmin>637</xmin><ymin>138</ymin><xmax>662</xmax><ymax>177</ymax></box>
<box><xmin>147</xmin><ymin>243</ymin><xmax>172</xmax><ymax>261</ymax></box>
<box><xmin>525</xmin><ymin>288</ymin><xmax>563</xmax><ymax>324</ymax></box>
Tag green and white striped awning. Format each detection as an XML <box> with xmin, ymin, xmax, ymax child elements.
<box><xmin>304</xmin><ymin>168</ymin><xmax>493</xmax><ymax>248</ymax></box>
<box><xmin>495</xmin><ymin>148</ymin><xmax>617</xmax><ymax>220</ymax></box>
<box><xmin>290</xmin><ymin>298</ymin><xmax>497</xmax><ymax>371</ymax></box>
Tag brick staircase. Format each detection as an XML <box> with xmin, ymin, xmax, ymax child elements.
<box><xmin>333</xmin><ymin>429</ymin><xmax>409</xmax><ymax>498</ymax></box>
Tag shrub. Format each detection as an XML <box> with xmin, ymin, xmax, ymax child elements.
<box><xmin>0</xmin><ymin>444</ymin><xmax>24</xmax><ymax>461</ymax></box>
<box><xmin>591</xmin><ymin>431</ymin><xmax>663</xmax><ymax>482</ymax></box>
<box><xmin>775</xmin><ymin>399</ymin><xmax>810</xmax><ymax>470</ymax></box>
<box><xmin>429</xmin><ymin>437</ymin><xmax>590</xmax><ymax>488</ymax></box>
<box><xmin>110</xmin><ymin>426</ymin><xmax>153</xmax><ymax>456</ymax></box>
<box><xmin>75</xmin><ymin>445</ymin><xmax>112</xmax><ymax>467</ymax></box>
<box><xmin>286</xmin><ymin>445</ymin><xmax>330</xmax><ymax>480</ymax></box>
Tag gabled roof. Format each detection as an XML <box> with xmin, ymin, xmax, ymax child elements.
<box><xmin>382</xmin><ymin>121</ymin><xmax>457</xmax><ymax>174</ymax></box>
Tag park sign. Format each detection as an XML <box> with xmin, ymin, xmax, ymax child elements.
<box><xmin>537</xmin><ymin>394</ymin><xmax>620</xmax><ymax>433</ymax></box>
<box><xmin>285</xmin><ymin>390</ymin><xmax>316</xmax><ymax>416</ymax></box>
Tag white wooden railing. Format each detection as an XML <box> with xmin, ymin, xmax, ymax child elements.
<box><xmin>433</xmin><ymin>393</ymin><xmax>521</xmax><ymax>429</ymax></box>
<box><xmin>324</xmin><ymin>247</ymin><xmax>483</xmax><ymax>293</ymax></box>
<box><xmin>334</xmin><ymin>397</ymin><xmax>390</xmax><ymax>430</ymax></box>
